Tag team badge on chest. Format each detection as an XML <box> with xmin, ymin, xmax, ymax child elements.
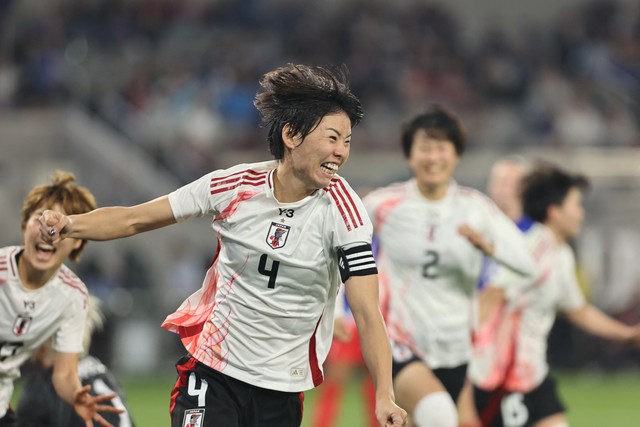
<box><xmin>13</xmin><ymin>315</ymin><xmax>32</xmax><ymax>337</ymax></box>
<box><xmin>266</xmin><ymin>222</ymin><xmax>291</xmax><ymax>249</ymax></box>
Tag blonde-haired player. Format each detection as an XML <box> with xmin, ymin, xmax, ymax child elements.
<box><xmin>0</xmin><ymin>171</ymin><xmax>123</xmax><ymax>427</ymax></box>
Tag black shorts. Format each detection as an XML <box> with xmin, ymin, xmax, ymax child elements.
<box><xmin>171</xmin><ymin>355</ymin><xmax>304</xmax><ymax>427</ymax></box>
<box><xmin>0</xmin><ymin>407</ymin><xmax>17</xmax><ymax>427</ymax></box>
<box><xmin>473</xmin><ymin>375</ymin><xmax>565</xmax><ymax>427</ymax></box>
<box><xmin>391</xmin><ymin>354</ymin><xmax>468</xmax><ymax>401</ymax></box>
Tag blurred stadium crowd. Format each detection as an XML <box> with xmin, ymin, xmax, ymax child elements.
<box><xmin>1</xmin><ymin>0</ymin><xmax>639</xmax><ymax>183</ymax></box>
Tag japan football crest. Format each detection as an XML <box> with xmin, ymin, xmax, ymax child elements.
<box><xmin>182</xmin><ymin>408</ymin><xmax>204</xmax><ymax>427</ymax></box>
<box><xmin>266</xmin><ymin>222</ymin><xmax>291</xmax><ymax>249</ymax></box>
<box><xmin>13</xmin><ymin>315</ymin><xmax>32</xmax><ymax>337</ymax></box>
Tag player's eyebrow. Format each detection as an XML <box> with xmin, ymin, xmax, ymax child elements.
<box><xmin>327</xmin><ymin>128</ymin><xmax>352</xmax><ymax>139</ymax></box>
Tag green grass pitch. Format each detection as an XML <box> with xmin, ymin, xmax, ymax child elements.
<box><xmin>12</xmin><ymin>369</ymin><xmax>640</xmax><ymax>426</ymax></box>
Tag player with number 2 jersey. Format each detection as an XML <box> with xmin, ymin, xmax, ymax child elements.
<box><xmin>363</xmin><ymin>105</ymin><xmax>537</xmax><ymax>427</ymax></box>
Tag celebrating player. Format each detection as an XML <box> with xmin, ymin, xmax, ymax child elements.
<box><xmin>458</xmin><ymin>154</ymin><xmax>532</xmax><ymax>427</ymax></box>
<box><xmin>0</xmin><ymin>171</ymin><xmax>124</xmax><ymax>427</ymax></box>
<box><xmin>16</xmin><ymin>296</ymin><xmax>135</xmax><ymax>426</ymax></box>
<box><xmin>38</xmin><ymin>64</ymin><xmax>407</xmax><ymax>427</ymax></box>
<box><xmin>362</xmin><ymin>105</ymin><xmax>537</xmax><ymax>427</ymax></box>
<box><xmin>468</xmin><ymin>163</ymin><xmax>640</xmax><ymax>427</ymax></box>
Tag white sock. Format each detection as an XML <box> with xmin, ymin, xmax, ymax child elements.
<box><xmin>412</xmin><ymin>391</ymin><xmax>458</xmax><ymax>427</ymax></box>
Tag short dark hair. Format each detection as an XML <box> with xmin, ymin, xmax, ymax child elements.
<box><xmin>400</xmin><ymin>104</ymin><xmax>467</xmax><ymax>158</ymax></box>
<box><xmin>522</xmin><ymin>163</ymin><xmax>590</xmax><ymax>223</ymax></box>
<box><xmin>254</xmin><ymin>64</ymin><xmax>364</xmax><ymax>159</ymax></box>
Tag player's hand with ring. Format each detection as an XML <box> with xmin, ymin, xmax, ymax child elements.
<box><xmin>38</xmin><ymin>210</ymin><xmax>72</xmax><ymax>243</ymax></box>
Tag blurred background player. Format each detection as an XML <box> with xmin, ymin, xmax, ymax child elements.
<box><xmin>16</xmin><ymin>295</ymin><xmax>135</xmax><ymax>426</ymax></box>
<box><xmin>313</xmin><ymin>285</ymin><xmax>377</xmax><ymax>427</ymax></box>
<box><xmin>486</xmin><ymin>156</ymin><xmax>531</xmax><ymax>225</ymax></box>
<box><xmin>458</xmin><ymin>155</ymin><xmax>531</xmax><ymax>426</ymax></box>
<box><xmin>468</xmin><ymin>163</ymin><xmax>640</xmax><ymax>427</ymax></box>
<box><xmin>0</xmin><ymin>171</ymin><xmax>123</xmax><ymax>427</ymax></box>
<box><xmin>363</xmin><ymin>105</ymin><xmax>537</xmax><ymax>427</ymax></box>
<box><xmin>37</xmin><ymin>64</ymin><xmax>406</xmax><ymax>427</ymax></box>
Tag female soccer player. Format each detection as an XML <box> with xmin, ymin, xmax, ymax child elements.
<box><xmin>38</xmin><ymin>64</ymin><xmax>407</xmax><ymax>427</ymax></box>
<box><xmin>468</xmin><ymin>164</ymin><xmax>640</xmax><ymax>427</ymax></box>
<box><xmin>0</xmin><ymin>171</ymin><xmax>124</xmax><ymax>427</ymax></box>
<box><xmin>17</xmin><ymin>296</ymin><xmax>135</xmax><ymax>427</ymax></box>
<box><xmin>363</xmin><ymin>105</ymin><xmax>537</xmax><ymax>427</ymax></box>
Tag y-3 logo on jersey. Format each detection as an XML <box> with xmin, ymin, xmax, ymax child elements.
<box><xmin>266</xmin><ymin>222</ymin><xmax>291</xmax><ymax>249</ymax></box>
<box><xmin>279</xmin><ymin>208</ymin><xmax>294</xmax><ymax>218</ymax></box>
<box><xmin>13</xmin><ymin>315</ymin><xmax>32</xmax><ymax>337</ymax></box>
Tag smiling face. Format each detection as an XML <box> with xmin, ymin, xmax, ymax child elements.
<box><xmin>20</xmin><ymin>203</ymin><xmax>81</xmax><ymax>285</ymax></box>
<box><xmin>277</xmin><ymin>111</ymin><xmax>352</xmax><ymax>201</ymax></box>
<box><xmin>407</xmin><ymin>129</ymin><xmax>459</xmax><ymax>199</ymax></box>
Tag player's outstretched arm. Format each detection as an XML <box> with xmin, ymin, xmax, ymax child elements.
<box><xmin>565</xmin><ymin>304</ymin><xmax>639</xmax><ymax>343</ymax></box>
<box><xmin>39</xmin><ymin>195</ymin><xmax>176</xmax><ymax>243</ymax></box>
<box><xmin>345</xmin><ymin>274</ymin><xmax>407</xmax><ymax>427</ymax></box>
<box><xmin>52</xmin><ymin>352</ymin><xmax>124</xmax><ymax>427</ymax></box>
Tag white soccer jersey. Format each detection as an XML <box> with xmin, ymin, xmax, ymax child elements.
<box><xmin>0</xmin><ymin>246</ymin><xmax>88</xmax><ymax>416</ymax></box>
<box><xmin>469</xmin><ymin>222</ymin><xmax>586</xmax><ymax>392</ymax></box>
<box><xmin>363</xmin><ymin>179</ymin><xmax>536</xmax><ymax>369</ymax></box>
<box><xmin>161</xmin><ymin>160</ymin><xmax>376</xmax><ymax>392</ymax></box>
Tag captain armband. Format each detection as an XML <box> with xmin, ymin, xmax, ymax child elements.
<box><xmin>337</xmin><ymin>242</ymin><xmax>378</xmax><ymax>282</ymax></box>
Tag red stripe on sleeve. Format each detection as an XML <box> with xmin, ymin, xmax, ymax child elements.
<box><xmin>210</xmin><ymin>170</ymin><xmax>268</xmax><ymax>195</ymax></box>
<box><xmin>211</xmin><ymin>179</ymin><xmax>266</xmax><ymax>195</ymax></box>
<box><xmin>324</xmin><ymin>187</ymin><xmax>352</xmax><ymax>231</ymax></box>
<box><xmin>334</xmin><ymin>179</ymin><xmax>364</xmax><ymax>226</ymax></box>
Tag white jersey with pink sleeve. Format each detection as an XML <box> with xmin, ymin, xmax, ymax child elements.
<box><xmin>161</xmin><ymin>160</ymin><xmax>376</xmax><ymax>392</ymax></box>
<box><xmin>363</xmin><ymin>179</ymin><xmax>536</xmax><ymax>369</ymax></box>
<box><xmin>469</xmin><ymin>222</ymin><xmax>586</xmax><ymax>392</ymax></box>
<box><xmin>0</xmin><ymin>246</ymin><xmax>88</xmax><ymax>417</ymax></box>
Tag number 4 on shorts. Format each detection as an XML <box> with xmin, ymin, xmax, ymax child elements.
<box><xmin>187</xmin><ymin>372</ymin><xmax>208</xmax><ymax>407</ymax></box>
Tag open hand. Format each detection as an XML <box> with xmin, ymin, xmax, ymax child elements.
<box><xmin>73</xmin><ymin>384</ymin><xmax>125</xmax><ymax>427</ymax></box>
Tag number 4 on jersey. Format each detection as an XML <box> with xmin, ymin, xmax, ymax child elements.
<box><xmin>258</xmin><ymin>254</ymin><xmax>280</xmax><ymax>289</ymax></box>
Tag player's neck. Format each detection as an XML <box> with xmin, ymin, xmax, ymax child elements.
<box><xmin>546</xmin><ymin>223</ymin><xmax>567</xmax><ymax>244</ymax></box>
<box><xmin>272</xmin><ymin>165</ymin><xmax>315</xmax><ymax>203</ymax></box>
<box><xmin>17</xmin><ymin>254</ymin><xmax>56</xmax><ymax>290</ymax></box>
<box><xmin>416</xmin><ymin>181</ymin><xmax>448</xmax><ymax>201</ymax></box>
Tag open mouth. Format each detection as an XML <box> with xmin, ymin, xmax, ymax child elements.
<box><xmin>321</xmin><ymin>162</ymin><xmax>339</xmax><ymax>175</ymax></box>
<box><xmin>36</xmin><ymin>243</ymin><xmax>56</xmax><ymax>255</ymax></box>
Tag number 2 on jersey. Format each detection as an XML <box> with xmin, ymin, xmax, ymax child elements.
<box><xmin>258</xmin><ymin>254</ymin><xmax>280</xmax><ymax>289</ymax></box>
<box><xmin>421</xmin><ymin>250</ymin><xmax>439</xmax><ymax>279</ymax></box>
